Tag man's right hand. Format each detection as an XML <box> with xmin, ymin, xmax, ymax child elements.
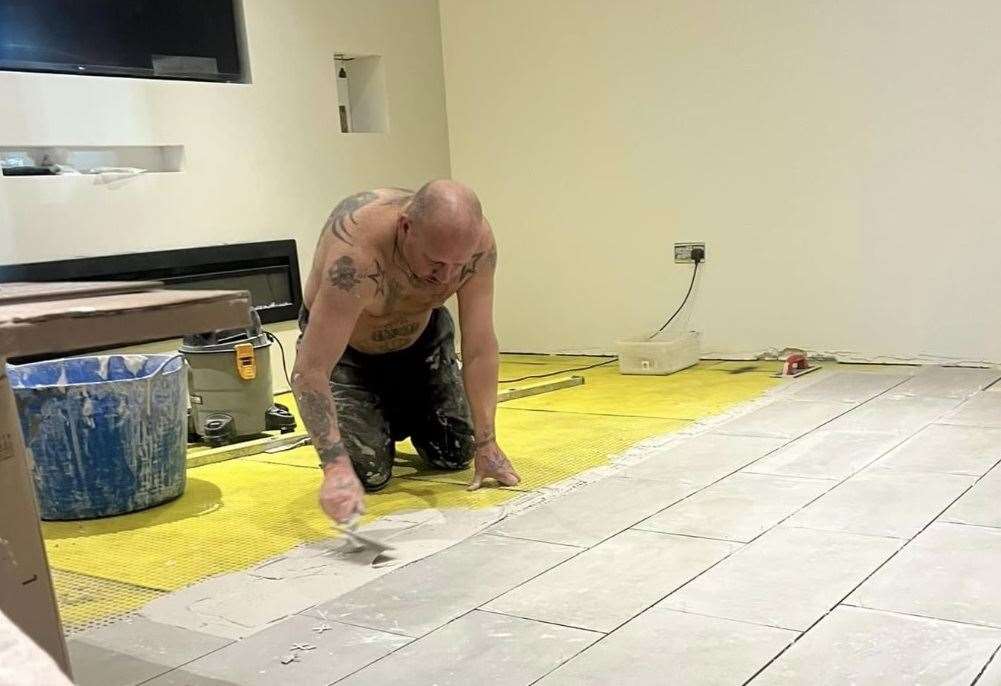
<box><xmin>319</xmin><ymin>460</ymin><xmax>365</xmax><ymax>524</ymax></box>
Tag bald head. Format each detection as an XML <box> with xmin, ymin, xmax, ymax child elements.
<box><xmin>405</xmin><ymin>179</ymin><xmax>483</xmax><ymax>243</ymax></box>
<box><xmin>397</xmin><ymin>179</ymin><xmax>487</xmax><ymax>287</ymax></box>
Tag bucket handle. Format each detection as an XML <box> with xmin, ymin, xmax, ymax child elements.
<box><xmin>146</xmin><ymin>354</ymin><xmax>184</xmax><ymax>417</ymax></box>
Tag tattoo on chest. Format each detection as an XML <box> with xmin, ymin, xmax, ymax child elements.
<box><xmin>328</xmin><ymin>256</ymin><xmax>362</xmax><ymax>291</ymax></box>
<box><xmin>372</xmin><ymin>321</ymin><xmax>420</xmax><ymax>342</ymax></box>
<box><xmin>383</xmin><ymin>275</ymin><xmax>403</xmax><ymax>311</ymax></box>
<box><xmin>326</xmin><ymin>191</ymin><xmax>378</xmax><ymax>245</ymax></box>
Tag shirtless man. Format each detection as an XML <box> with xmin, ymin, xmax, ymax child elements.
<box><xmin>292</xmin><ymin>180</ymin><xmax>521</xmax><ymax>523</ymax></box>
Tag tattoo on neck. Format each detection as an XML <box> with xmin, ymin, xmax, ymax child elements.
<box><xmin>394</xmin><ymin>232</ymin><xmax>433</xmax><ymax>290</ymax></box>
<box><xmin>328</xmin><ymin>256</ymin><xmax>361</xmax><ymax>292</ymax></box>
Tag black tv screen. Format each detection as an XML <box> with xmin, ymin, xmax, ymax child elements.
<box><xmin>0</xmin><ymin>0</ymin><xmax>244</xmax><ymax>82</ymax></box>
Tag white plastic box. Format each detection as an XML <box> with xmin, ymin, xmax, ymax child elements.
<box><xmin>616</xmin><ymin>331</ymin><xmax>701</xmax><ymax>375</ymax></box>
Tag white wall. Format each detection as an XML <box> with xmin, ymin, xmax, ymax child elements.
<box><xmin>439</xmin><ymin>0</ymin><xmax>1001</xmax><ymax>364</ymax></box>
<box><xmin>0</xmin><ymin>0</ymin><xmax>452</xmax><ymax>286</ymax></box>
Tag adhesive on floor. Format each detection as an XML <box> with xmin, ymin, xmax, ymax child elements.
<box><xmin>42</xmin><ymin>354</ymin><xmax>781</xmax><ymax>626</ymax></box>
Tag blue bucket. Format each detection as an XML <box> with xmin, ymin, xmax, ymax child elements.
<box><xmin>8</xmin><ymin>354</ymin><xmax>187</xmax><ymax>520</ymax></box>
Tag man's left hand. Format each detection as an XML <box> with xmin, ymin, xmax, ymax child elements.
<box><xmin>467</xmin><ymin>440</ymin><xmax>521</xmax><ymax>490</ymax></box>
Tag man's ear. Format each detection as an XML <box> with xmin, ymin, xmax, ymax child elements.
<box><xmin>399</xmin><ymin>214</ymin><xmax>412</xmax><ymax>237</ymax></box>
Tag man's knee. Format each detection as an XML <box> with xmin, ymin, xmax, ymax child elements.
<box><xmin>339</xmin><ymin>433</ymin><xmax>394</xmax><ymax>492</ymax></box>
<box><xmin>413</xmin><ymin>416</ymin><xmax>475</xmax><ymax>471</ymax></box>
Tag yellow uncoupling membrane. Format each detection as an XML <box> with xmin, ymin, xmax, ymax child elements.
<box><xmin>42</xmin><ymin>356</ymin><xmax>780</xmax><ymax>623</ymax></box>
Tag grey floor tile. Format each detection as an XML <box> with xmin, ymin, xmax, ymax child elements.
<box><xmin>140</xmin><ymin>572</ymin><xmax>322</xmax><ymax>640</ymax></box>
<box><xmin>892</xmin><ymin>366</ymin><xmax>1001</xmax><ymax>400</ymax></box>
<box><xmin>488</xmin><ymin>476</ymin><xmax>694</xmax><ymax>547</ymax></box>
<box><xmin>940</xmin><ymin>393</ymin><xmax>1001</xmax><ymax>428</ymax></box>
<box><xmin>715</xmin><ymin>400</ymin><xmax>851</xmax><ymax>439</ymax></box>
<box><xmin>870</xmin><ymin>424</ymin><xmax>1001</xmax><ymax>476</ymax></box>
<box><xmin>744</xmin><ymin>430</ymin><xmax>903</xmax><ymax>480</ymax></box>
<box><xmin>825</xmin><ymin>395</ymin><xmax>959</xmax><ymax>434</ymax></box>
<box><xmin>636</xmin><ymin>473</ymin><xmax>836</xmax><ymax>542</ymax></box>
<box><xmin>68</xmin><ymin>617</ymin><xmax>231</xmax><ymax>686</ymax></box>
<box><xmin>142</xmin><ymin>670</ymin><xmax>243</xmax><ymax>685</ymax></box>
<box><xmin>483</xmin><ymin>530</ymin><xmax>738</xmax><ymax>632</ymax></box>
<box><xmin>620</xmin><ymin>433</ymin><xmax>787</xmax><ymax>484</ymax></box>
<box><xmin>69</xmin><ymin>643</ymin><xmax>179</xmax><ymax>686</ymax></box>
<box><xmin>304</xmin><ymin>533</ymin><xmax>578</xmax><ymax>636</ymax></box>
<box><xmin>144</xmin><ymin>614</ymin><xmax>409</xmax><ymax>686</ymax></box>
<box><xmin>784</xmin><ymin>469</ymin><xmax>975</xmax><ymax>539</ymax></box>
<box><xmin>849</xmin><ymin>522</ymin><xmax>1001</xmax><ymax>627</ymax></box>
<box><xmin>942</xmin><ymin>465</ymin><xmax>1001</xmax><ymax>528</ymax></box>
<box><xmin>659</xmin><ymin>526</ymin><xmax>901</xmax><ymax>630</ymax></box>
<box><xmin>752</xmin><ymin>605</ymin><xmax>1001</xmax><ymax>686</ymax></box>
<box><xmin>336</xmin><ymin>610</ymin><xmax>600</xmax><ymax>686</ymax></box>
<box><xmin>537</xmin><ymin>608</ymin><xmax>797</xmax><ymax>686</ymax></box>
<box><xmin>790</xmin><ymin>372</ymin><xmax>907</xmax><ymax>403</ymax></box>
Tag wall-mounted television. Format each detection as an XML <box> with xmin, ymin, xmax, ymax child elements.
<box><xmin>0</xmin><ymin>0</ymin><xmax>246</xmax><ymax>82</ymax></box>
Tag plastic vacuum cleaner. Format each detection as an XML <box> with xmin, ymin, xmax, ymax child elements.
<box><xmin>181</xmin><ymin>309</ymin><xmax>296</xmax><ymax>446</ymax></box>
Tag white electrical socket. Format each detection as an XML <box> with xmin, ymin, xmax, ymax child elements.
<box><xmin>674</xmin><ymin>242</ymin><xmax>706</xmax><ymax>263</ymax></box>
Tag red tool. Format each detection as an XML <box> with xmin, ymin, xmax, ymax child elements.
<box><xmin>778</xmin><ymin>352</ymin><xmax>820</xmax><ymax>378</ymax></box>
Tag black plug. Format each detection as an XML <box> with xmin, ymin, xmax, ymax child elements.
<box><xmin>690</xmin><ymin>246</ymin><xmax>705</xmax><ymax>263</ymax></box>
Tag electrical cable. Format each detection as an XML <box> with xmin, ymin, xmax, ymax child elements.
<box><xmin>647</xmin><ymin>259</ymin><xmax>700</xmax><ymax>340</ymax></box>
<box><xmin>264</xmin><ymin>330</ymin><xmax>293</xmax><ymax>390</ymax></box>
<box><xmin>498</xmin><ymin>357</ymin><xmax>617</xmax><ymax>384</ymax></box>
<box><xmin>498</xmin><ymin>252</ymin><xmax>703</xmax><ymax>383</ymax></box>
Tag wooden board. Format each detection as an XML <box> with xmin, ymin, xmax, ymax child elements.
<box><xmin>0</xmin><ymin>289</ymin><xmax>251</xmax><ymax>358</ymax></box>
<box><xmin>0</xmin><ymin>281</ymin><xmax>162</xmax><ymax>305</ymax></box>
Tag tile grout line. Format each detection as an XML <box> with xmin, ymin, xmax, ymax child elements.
<box><xmin>475</xmin><ymin>607</ymin><xmax>607</xmax><ymax>635</ymax></box>
<box><xmin>346</xmin><ymin>376</ymin><xmax>983</xmax><ymax>682</ymax></box>
<box><xmin>741</xmin><ymin>452</ymin><xmax>1001</xmax><ymax>685</ymax></box>
<box><xmin>628</xmin><ymin>527</ymin><xmax>747</xmax><ymax>544</ymax></box>
<box><xmin>972</xmin><ymin>642</ymin><xmax>1001</xmax><ymax>685</ymax></box>
<box><xmin>837</xmin><ymin>603</ymin><xmax>1001</xmax><ymax>631</ymax></box>
<box><xmin>134</xmin><ymin>635</ymin><xmax>238</xmax><ymax>686</ymax></box>
<box><xmin>326</xmin><ymin>607</ymin><xmax>604</xmax><ymax>685</ymax></box>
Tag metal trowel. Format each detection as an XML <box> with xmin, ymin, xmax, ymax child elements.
<box><xmin>332</xmin><ymin>517</ymin><xmax>395</xmax><ymax>557</ymax></box>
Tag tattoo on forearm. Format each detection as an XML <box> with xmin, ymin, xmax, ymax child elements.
<box><xmin>296</xmin><ymin>388</ymin><xmax>333</xmax><ymax>439</ymax></box>
<box><xmin>328</xmin><ymin>256</ymin><xmax>361</xmax><ymax>292</ymax></box>
<box><xmin>317</xmin><ymin>439</ymin><xmax>347</xmax><ymax>466</ymax></box>
<box><xmin>372</xmin><ymin>321</ymin><xmax>420</xmax><ymax>342</ymax></box>
<box><xmin>475</xmin><ymin>422</ymin><xmax>495</xmax><ymax>446</ymax></box>
<box><xmin>326</xmin><ymin>191</ymin><xmax>378</xmax><ymax>245</ymax></box>
<box><xmin>485</xmin><ymin>247</ymin><xmax>498</xmax><ymax>269</ymax></box>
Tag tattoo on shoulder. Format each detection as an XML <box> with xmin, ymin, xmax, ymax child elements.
<box><xmin>326</xmin><ymin>191</ymin><xmax>378</xmax><ymax>245</ymax></box>
<box><xmin>328</xmin><ymin>255</ymin><xmax>362</xmax><ymax>292</ymax></box>
<box><xmin>459</xmin><ymin>251</ymin><xmax>486</xmax><ymax>283</ymax></box>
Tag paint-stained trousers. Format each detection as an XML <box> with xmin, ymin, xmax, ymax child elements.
<box><xmin>299</xmin><ymin>306</ymin><xmax>475</xmax><ymax>491</ymax></box>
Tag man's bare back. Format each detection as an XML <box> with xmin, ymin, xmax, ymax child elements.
<box><xmin>304</xmin><ymin>188</ymin><xmax>496</xmax><ymax>354</ymax></box>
